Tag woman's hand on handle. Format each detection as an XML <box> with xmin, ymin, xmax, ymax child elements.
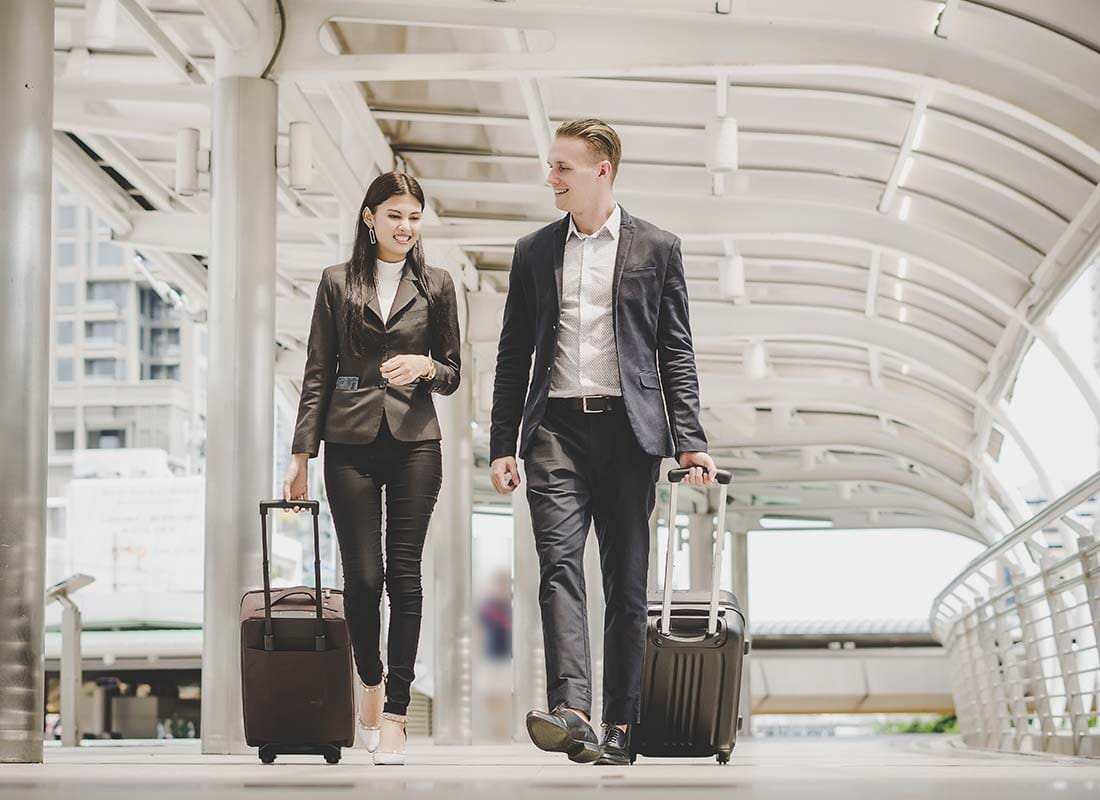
<box><xmin>282</xmin><ymin>453</ymin><xmax>310</xmax><ymax>512</ymax></box>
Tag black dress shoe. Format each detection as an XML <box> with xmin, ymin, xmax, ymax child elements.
<box><xmin>525</xmin><ymin>705</ymin><xmax>601</xmax><ymax>763</ymax></box>
<box><xmin>595</xmin><ymin>723</ymin><xmax>630</xmax><ymax>766</ymax></box>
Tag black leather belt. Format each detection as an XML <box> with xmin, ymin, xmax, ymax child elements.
<box><xmin>549</xmin><ymin>395</ymin><xmax>621</xmax><ymax>414</ymax></box>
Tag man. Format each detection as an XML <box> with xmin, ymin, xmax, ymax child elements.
<box><xmin>490</xmin><ymin>119</ymin><xmax>715</xmax><ymax>766</ymax></box>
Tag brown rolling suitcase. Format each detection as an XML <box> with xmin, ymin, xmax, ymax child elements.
<box><xmin>630</xmin><ymin>468</ymin><xmax>750</xmax><ymax>765</ymax></box>
<box><xmin>240</xmin><ymin>500</ymin><xmax>355</xmax><ymax>764</ymax></box>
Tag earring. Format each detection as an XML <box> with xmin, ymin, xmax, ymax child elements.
<box><xmin>368</xmin><ymin>226</ymin><xmax>377</xmax><ymax>245</ymax></box>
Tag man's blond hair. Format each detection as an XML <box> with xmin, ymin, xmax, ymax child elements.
<box><xmin>555</xmin><ymin>118</ymin><xmax>622</xmax><ymax>181</ymax></box>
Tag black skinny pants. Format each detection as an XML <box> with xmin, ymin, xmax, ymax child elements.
<box><xmin>323</xmin><ymin>416</ymin><xmax>442</xmax><ymax>715</ymax></box>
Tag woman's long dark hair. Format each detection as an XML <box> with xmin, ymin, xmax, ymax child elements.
<box><xmin>344</xmin><ymin>172</ymin><xmax>437</xmax><ymax>354</ymax></box>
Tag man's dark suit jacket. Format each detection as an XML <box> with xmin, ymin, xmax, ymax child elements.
<box><xmin>291</xmin><ymin>262</ymin><xmax>461</xmax><ymax>458</ymax></box>
<box><xmin>490</xmin><ymin>207</ymin><xmax>707</xmax><ymax>463</ymax></box>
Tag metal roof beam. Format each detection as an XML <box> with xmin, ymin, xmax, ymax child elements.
<box><xmin>273</xmin><ymin>1</ymin><xmax>1100</xmax><ymax>163</ymax></box>
<box><xmin>711</xmin><ymin>423</ymin><xmax>969</xmax><ymax>485</ymax></box>
<box><xmin>193</xmin><ymin>0</ymin><xmax>258</xmax><ymax>52</ymax></box>
<box><xmin>696</xmin><ymin>465</ymin><xmax>973</xmax><ymax>517</ymax></box>
<box><xmin>878</xmin><ymin>86</ymin><xmax>929</xmax><ymax>215</ymax></box>
<box><xmin>117</xmin><ymin>0</ymin><xmax>206</xmax><ymax>85</ymax></box>
<box><xmin>52</xmin><ymin>133</ymin><xmax>209</xmax><ymax>306</ymax></box>
<box><xmin>502</xmin><ymin>28</ymin><xmax>553</xmax><ymax>166</ymax></box>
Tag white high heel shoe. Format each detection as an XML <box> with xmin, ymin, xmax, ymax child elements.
<box><xmin>372</xmin><ymin>712</ymin><xmax>407</xmax><ymax>765</ymax></box>
<box><xmin>357</xmin><ymin>677</ymin><xmax>384</xmax><ymax>752</ymax></box>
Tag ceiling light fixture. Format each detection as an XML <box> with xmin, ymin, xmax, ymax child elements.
<box><xmin>745</xmin><ymin>339</ymin><xmax>767</xmax><ymax>379</ymax></box>
<box><xmin>718</xmin><ymin>246</ymin><xmax>745</xmax><ymax>300</ymax></box>
<box><xmin>706</xmin><ymin>70</ymin><xmax>737</xmax><ymax>195</ymax></box>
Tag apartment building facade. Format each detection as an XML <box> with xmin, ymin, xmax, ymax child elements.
<box><xmin>46</xmin><ymin>181</ymin><xmax>208</xmax><ymax>546</ymax></box>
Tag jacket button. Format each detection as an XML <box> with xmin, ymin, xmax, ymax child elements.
<box><xmin>546</xmin><ymin>367</ymin><xmax>551</xmax><ymax>373</ymax></box>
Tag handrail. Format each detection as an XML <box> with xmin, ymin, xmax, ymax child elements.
<box><xmin>45</xmin><ymin>573</ymin><xmax>95</xmax><ymax>747</ymax></box>
<box><xmin>927</xmin><ymin>469</ymin><xmax>1100</xmax><ymax>757</ymax></box>
<box><xmin>929</xmin><ymin>468</ymin><xmax>1100</xmax><ymax>637</ymax></box>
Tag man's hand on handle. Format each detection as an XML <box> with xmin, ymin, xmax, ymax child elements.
<box><xmin>490</xmin><ymin>456</ymin><xmax>522</xmax><ymax>494</ymax></box>
<box><xmin>678</xmin><ymin>451</ymin><xmax>717</xmax><ymax>487</ymax></box>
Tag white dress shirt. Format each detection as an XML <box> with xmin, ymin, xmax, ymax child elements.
<box><xmin>375</xmin><ymin>257</ymin><xmax>405</xmax><ymax>321</ymax></box>
<box><xmin>549</xmin><ymin>204</ymin><xmax>622</xmax><ymax>397</ymax></box>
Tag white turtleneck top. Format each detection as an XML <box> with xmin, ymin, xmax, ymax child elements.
<box><xmin>375</xmin><ymin>257</ymin><xmax>405</xmax><ymax>321</ymax></box>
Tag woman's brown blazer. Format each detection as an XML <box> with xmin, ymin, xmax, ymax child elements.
<box><xmin>291</xmin><ymin>262</ymin><xmax>461</xmax><ymax>457</ymax></box>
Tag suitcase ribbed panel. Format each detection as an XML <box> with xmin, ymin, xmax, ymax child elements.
<box><xmin>665</xmin><ymin>651</ymin><xmax>703</xmax><ymax>747</ymax></box>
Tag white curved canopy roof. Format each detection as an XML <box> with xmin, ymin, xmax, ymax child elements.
<box><xmin>50</xmin><ymin>0</ymin><xmax>1100</xmax><ymax>541</ymax></box>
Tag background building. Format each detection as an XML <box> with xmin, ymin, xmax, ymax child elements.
<box><xmin>47</xmin><ymin>179</ymin><xmax>207</xmax><ymax>484</ymax></box>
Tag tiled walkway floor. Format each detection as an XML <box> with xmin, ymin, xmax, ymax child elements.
<box><xmin>5</xmin><ymin>735</ymin><xmax>1100</xmax><ymax>799</ymax></box>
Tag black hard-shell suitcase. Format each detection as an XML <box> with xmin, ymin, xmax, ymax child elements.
<box><xmin>630</xmin><ymin>468</ymin><xmax>750</xmax><ymax>765</ymax></box>
<box><xmin>240</xmin><ymin>500</ymin><xmax>355</xmax><ymax>764</ymax></box>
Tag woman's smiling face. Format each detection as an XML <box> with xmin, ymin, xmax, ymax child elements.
<box><xmin>364</xmin><ymin>193</ymin><xmax>424</xmax><ymax>261</ymax></box>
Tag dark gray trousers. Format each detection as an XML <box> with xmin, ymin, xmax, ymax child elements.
<box><xmin>524</xmin><ymin>401</ymin><xmax>661</xmax><ymax>725</ymax></box>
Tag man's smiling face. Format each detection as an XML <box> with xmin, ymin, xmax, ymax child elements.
<box><xmin>546</xmin><ymin>135</ymin><xmax>611</xmax><ymax>213</ymax></box>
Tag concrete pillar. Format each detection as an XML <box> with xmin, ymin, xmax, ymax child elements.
<box><xmin>200</xmin><ymin>0</ymin><xmax>278</xmax><ymax>755</ymax></box>
<box><xmin>1094</xmin><ymin>267</ymin><xmax>1100</xmax><ymax>525</ymax></box>
<box><xmin>0</xmin><ymin>0</ymin><xmax>53</xmax><ymax>764</ymax></box>
<box><xmin>688</xmin><ymin>511</ymin><xmax>714</xmax><ymax>591</ymax></box>
<box><xmin>731</xmin><ymin>528</ymin><xmax>751</xmax><ymax>736</ymax></box>
<box><xmin>511</xmin><ymin>463</ymin><xmax>546</xmax><ymax>739</ymax></box>
<box><xmin>432</xmin><ymin>342</ymin><xmax>474</xmax><ymax>743</ymax></box>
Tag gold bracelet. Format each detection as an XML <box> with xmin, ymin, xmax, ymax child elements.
<box><xmin>422</xmin><ymin>359</ymin><xmax>436</xmax><ymax>380</ymax></box>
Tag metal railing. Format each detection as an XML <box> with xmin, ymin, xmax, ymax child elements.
<box><xmin>45</xmin><ymin>574</ymin><xmax>94</xmax><ymax>747</ymax></box>
<box><xmin>930</xmin><ymin>470</ymin><xmax>1100</xmax><ymax>757</ymax></box>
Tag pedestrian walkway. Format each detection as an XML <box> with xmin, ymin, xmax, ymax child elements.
<box><xmin>8</xmin><ymin>735</ymin><xmax>1100</xmax><ymax>799</ymax></box>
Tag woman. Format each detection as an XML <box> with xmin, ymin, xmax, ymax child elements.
<box><xmin>281</xmin><ymin>172</ymin><xmax>461</xmax><ymax>765</ymax></box>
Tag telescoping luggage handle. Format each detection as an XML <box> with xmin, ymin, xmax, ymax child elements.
<box><xmin>259</xmin><ymin>500</ymin><xmax>326</xmax><ymax>652</ymax></box>
<box><xmin>660</xmin><ymin>468</ymin><xmax>733</xmax><ymax>637</ymax></box>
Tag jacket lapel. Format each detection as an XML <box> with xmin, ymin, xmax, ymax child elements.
<box><xmin>385</xmin><ymin>273</ymin><xmax>421</xmax><ymax>328</ymax></box>
<box><xmin>612</xmin><ymin>207</ymin><xmax>636</xmax><ymax>310</ymax></box>
<box><xmin>366</xmin><ymin>292</ymin><xmax>385</xmax><ymax>326</ymax></box>
<box><xmin>552</xmin><ymin>215</ymin><xmax>569</xmax><ymax>314</ymax></box>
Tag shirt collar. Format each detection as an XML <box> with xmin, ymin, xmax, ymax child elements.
<box><xmin>376</xmin><ymin>257</ymin><xmax>407</xmax><ymax>279</ymax></box>
<box><xmin>568</xmin><ymin>203</ymin><xmax>621</xmax><ymax>243</ymax></box>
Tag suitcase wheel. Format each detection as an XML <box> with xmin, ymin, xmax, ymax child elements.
<box><xmin>259</xmin><ymin>745</ymin><xmax>277</xmax><ymax>765</ymax></box>
<box><xmin>629</xmin><ymin>753</ymin><xmax>637</xmax><ymax>765</ymax></box>
<box><xmin>325</xmin><ymin>750</ymin><xmax>341</xmax><ymax>764</ymax></box>
<box><xmin>717</xmin><ymin>751</ymin><xmax>730</xmax><ymax>765</ymax></box>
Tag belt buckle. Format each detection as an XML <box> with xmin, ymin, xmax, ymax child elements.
<box><xmin>582</xmin><ymin>396</ymin><xmax>603</xmax><ymax>414</ymax></box>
